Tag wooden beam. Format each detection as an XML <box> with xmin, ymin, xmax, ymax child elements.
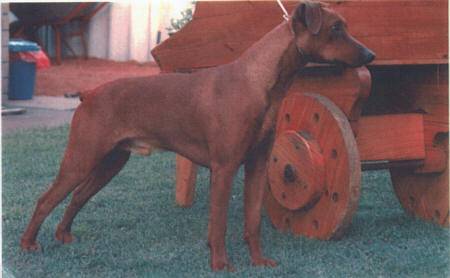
<box><xmin>357</xmin><ymin>114</ymin><xmax>425</xmax><ymax>162</ymax></box>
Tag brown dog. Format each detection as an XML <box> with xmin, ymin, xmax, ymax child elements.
<box><xmin>20</xmin><ymin>2</ymin><xmax>374</xmax><ymax>272</ymax></box>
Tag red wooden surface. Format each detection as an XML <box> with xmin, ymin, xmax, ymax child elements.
<box><xmin>289</xmin><ymin>67</ymin><xmax>371</xmax><ymax>135</ymax></box>
<box><xmin>357</xmin><ymin>114</ymin><xmax>425</xmax><ymax>162</ymax></box>
<box><xmin>265</xmin><ymin>93</ymin><xmax>361</xmax><ymax>239</ymax></box>
<box><xmin>268</xmin><ymin>131</ymin><xmax>325</xmax><ymax>211</ymax></box>
<box><xmin>152</xmin><ymin>0</ymin><xmax>448</xmax><ymax>72</ymax></box>
<box><xmin>390</xmin><ymin>133</ymin><xmax>449</xmax><ymax>226</ymax></box>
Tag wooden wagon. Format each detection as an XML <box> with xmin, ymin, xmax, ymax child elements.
<box><xmin>151</xmin><ymin>0</ymin><xmax>448</xmax><ymax>239</ymax></box>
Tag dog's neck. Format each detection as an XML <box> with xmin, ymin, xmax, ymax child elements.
<box><xmin>237</xmin><ymin>21</ymin><xmax>307</xmax><ymax>100</ymax></box>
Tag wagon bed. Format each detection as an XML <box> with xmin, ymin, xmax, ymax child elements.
<box><xmin>152</xmin><ymin>0</ymin><xmax>448</xmax><ymax>238</ymax></box>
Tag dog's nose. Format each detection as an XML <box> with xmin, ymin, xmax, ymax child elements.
<box><xmin>364</xmin><ymin>49</ymin><xmax>376</xmax><ymax>64</ymax></box>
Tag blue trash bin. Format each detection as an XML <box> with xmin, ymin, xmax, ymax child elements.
<box><xmin>8</xmin><ymin>39</ymin><xmax>41</xmax><ymax>100</ymax></box>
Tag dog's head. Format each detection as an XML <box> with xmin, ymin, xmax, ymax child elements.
<box><xmin>291</xmin><ymin>1</ymin><xmax>375</xmax><ymax>67</ymax></box>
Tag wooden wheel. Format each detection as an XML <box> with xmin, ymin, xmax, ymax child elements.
<box><xmin>390</xmin><ymin>133</ymin><xmax>449</xmax><ymax>226</ymax></box>
<box><xmin>265</xmin><ymin>93</ymin><xmax>361</xmax><ymax>240</ymax></box>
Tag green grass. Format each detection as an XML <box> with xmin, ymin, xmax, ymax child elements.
<box><xmin>3</xmin><ymin>125</ymin><xmax>449</xmax><ymax>277</ymax></box>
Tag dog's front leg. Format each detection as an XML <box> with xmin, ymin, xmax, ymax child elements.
<box><xmin>244</xmin><ymin>151</ymin><xmax>277</xmax><ymax>268</ymax></box>
<box><xmin>207</xmin><ymin>164</ymin><xmax>238</xmax><ymax>272</ymax></box>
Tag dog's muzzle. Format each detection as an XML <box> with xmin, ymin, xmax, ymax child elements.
<box><xmin>339</xmin><ymin>48</ymin><xmax>376</xmax><ymax>68</ymax></box>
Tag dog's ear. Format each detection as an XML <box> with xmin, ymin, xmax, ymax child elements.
<box><xmin>293</xmin><ymin>2</ymin><xmax>322</xmax><ymax>35</ymax></box>
<box><xmin>305</xmin><ymin>2</ymin><xmax>322</xmax><ymax>34</ymax></box>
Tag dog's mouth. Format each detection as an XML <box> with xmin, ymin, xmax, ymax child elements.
<box><xmin>336</xmin><ymin>60</ymin><xmax>367</xmax><ymax>69</ymax></box>
<box><xmin>310</xmin><ymin>49</ymin><xmax>376</xmax><ymax>69</ymax></box>
<box><xmin>312</xmin><ymin>58</ymin><xmax>373</xmax><ymax>69</ymax></box>
<box><xmin>307</xmin><ymin>58</ymin><xmax>354</xmax><ymax>68</ymax></box>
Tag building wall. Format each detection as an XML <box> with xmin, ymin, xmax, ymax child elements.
<box><xmin>2</xmin><ymin>3</ymin><xmax>9</xmax><ymax>98</ymax></box>
<box><xmin>33</xmin><ymin>1</ymin><xmax>194</xmax><ymax>63</ymax></box>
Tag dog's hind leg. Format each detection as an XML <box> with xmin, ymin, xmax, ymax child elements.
<box><xmin>55</xmin><ymin>148</ymin><xmax>131</xmax><ymax>243</ymax></box>
<box><xmin>20</xmin><ymin>146</ymin><xmax>116</xmax><ymax>251</ymax></box>
<box><xmin>20</xmin><ymin>110</ymin><xmax>119</xmax><ymax>251</ymax></box>
<box><xmin>20</xmin><ymin>165</ymin><xmax>93</xmax><ymax>250</ymax></box>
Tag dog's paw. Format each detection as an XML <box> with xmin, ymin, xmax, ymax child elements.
<box><xmin>252</xmin><ymin>256</ymin><xmax>277</xmax><ymax>268</ymax></box>
<box><xmin>20</xmin><ymin>239</ymin><xmax>43</xmax><ymax>252</ymax></box>
<box><xmin>211</xmin><ymin>258</ymin><xmax>236</xmax><ymax>273</ymax></box>
<box><xmin>55</xmin><ymin>230</ymin><xmax>74</xmax><ymax>244</ymax></box>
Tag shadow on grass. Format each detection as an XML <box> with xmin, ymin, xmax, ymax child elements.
<box><xmin>3</xmin><ymin>125</ymin><xmax>449</xmax><ymax>277</ymax></box>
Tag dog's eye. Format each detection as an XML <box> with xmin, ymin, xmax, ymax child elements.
<box><xmin>331</xmin><ymin>23</ymin><xmax>342</xmax><ymax>33</ymax></box>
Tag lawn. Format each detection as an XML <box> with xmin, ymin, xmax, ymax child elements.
<box><xmin>3</xmin><ymin>125</ymin><xmax>449</xmax><ymax>277</ymax></box>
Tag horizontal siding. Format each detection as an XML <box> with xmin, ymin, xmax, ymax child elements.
<box><xmin>2</xmin><ymin>3</ymin><xmax>9</xmax><ymax>97</ymax></box>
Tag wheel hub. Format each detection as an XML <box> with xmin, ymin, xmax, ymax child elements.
<box><xmin>268</xmin><ymin>130</ymin><xmax>325</xmax><ymax>211</ymax></box>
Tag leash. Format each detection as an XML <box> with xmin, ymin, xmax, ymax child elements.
<box><xmin>277</xmin><ymin>0</ymin><xmax>290</xmax><ymax>21</ymax></box>
<box><xmin>277</xmin><ymin>0</ymin><xmax>306</xmax><ymax>60</ymax></box>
